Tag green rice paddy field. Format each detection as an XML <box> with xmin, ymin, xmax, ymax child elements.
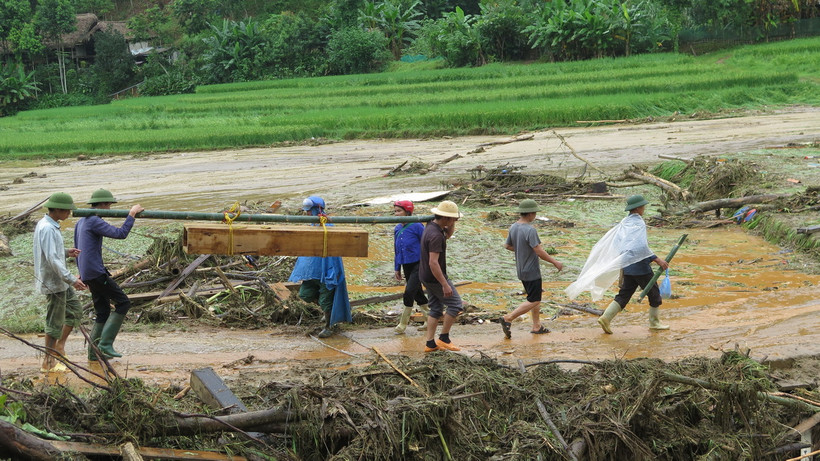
<box><xmin>1</xmin><ymin>37</ymin><xmax>818</xmax><ymax>159</ymax></box>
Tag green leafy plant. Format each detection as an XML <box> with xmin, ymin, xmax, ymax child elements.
<box><xmin>0</xmin><ymin>60</ymin><xmax>39</xmax><ymax>116</ymax></box>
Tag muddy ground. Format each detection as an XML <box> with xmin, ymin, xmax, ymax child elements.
<box><xmin>0</xmin><ymin>106</ymin><xmax>819</xmax><ymax>392</ymax></box>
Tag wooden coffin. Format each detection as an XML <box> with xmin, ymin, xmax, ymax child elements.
<box><xmin>182</xmin><ymin>224</ymin><xmax>368</xmax><ymax>257</ymax></box>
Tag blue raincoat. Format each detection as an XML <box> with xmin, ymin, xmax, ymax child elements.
<box><xmin>288</xmin><ymin>196</ymin><xmax>352</xmax><ymax>326</ymax></box>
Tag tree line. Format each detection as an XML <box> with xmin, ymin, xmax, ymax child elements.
<box><xmin>1</xmin><ymin>0</ymin><xmax>817</xmax><ymax>116</ymax></box>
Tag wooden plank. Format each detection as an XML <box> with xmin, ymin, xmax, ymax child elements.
<box><xmin>183</xmin><ymin>224</ymin><xmax>368</xmax><ymax>257</ymax></box>
<box><xmin>50</xmin><ymin>441</ymin><xmax>246</xmax><ymax>460</ymax></box>
<box><xmin>190</xmin><ymin>367</ymin><xmax>248</xmax><ymax>413</ymax></box>
<box><xmin>270</xmin><ymin>282</ymin><xmax>292</xmax><ymax>301</ymax></box>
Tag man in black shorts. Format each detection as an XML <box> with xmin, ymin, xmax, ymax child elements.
<box><xmin>499</xmin><ymin>199</ymin><xmax>563</xmax><ymax>339</ymax></box>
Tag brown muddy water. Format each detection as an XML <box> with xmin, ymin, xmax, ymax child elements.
<box><xmin>6</xmin><ymin>227</ymin><xmax>819</xmax><ymax>390</ymax></box>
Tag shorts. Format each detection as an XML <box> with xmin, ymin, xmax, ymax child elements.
<box><xmin>521</xmin><ymin>278</ymin><xmax>543</xmax><ymax>303</ymax></box>
<box><xmin>422</xmin><ymin>279</ymin><xmax>463</xmax><ymax>319</ymax></box>
<box><xmin>44</xmin><ymin>287</ymin><xmax>82</xmax><ymax>339</ymax></box>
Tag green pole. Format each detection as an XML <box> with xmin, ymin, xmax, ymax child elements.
<box><xmin>636</xmin><ymin>233</ymin><xmax>688</xmax><ymax>303</ymax></box>
<box><xmin>72</xmin><ymin>208</ymin><xmax>435</xmax><ymax>224</ymax></box>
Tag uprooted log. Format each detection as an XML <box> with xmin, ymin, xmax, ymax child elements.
<box><xmin>668</xmin><ymin>193</ymin><xmax>791</xmax><ymax>216</ymax></box>
<box><xmin>160</xmin><ymin>407</ymin><xmax>296</xmax><ymax>436</ymax></box>
<box><xmin>0</xmin><ymin>419</ymin><xmax>62</xmax><ymax>461</ymax></box>
<box><xmin>627</xmin><ymin>168</ymin><xmax>692</xmax><ymax>201</ymax></box>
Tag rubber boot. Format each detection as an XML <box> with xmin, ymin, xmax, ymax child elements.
<box><xmin>318</xmin><ymin>313</ymin><xmax>333</xmax><ymax>338</ymax></box>
<box><xmin>648</xmin><ymin>307</ymin><xmax>670</xmax><ymax>330</ymax></box>
<box><xmin>87</xmin><ymin>322</ymin><xmax>104</xmax><ymax>360</ymax></box>
<box><xmin>597</xmin><ymin>301</ymin><xmax>621</xmax><ymax>334</ymax></box>
<box><xmin>395</xmin><ymin>305</ymin><xmax>413</xmax><ymax>334</ymax></box>
<box><xmin>416</xmin><ymin>304</ymin><xmax>429</xmax><ymax>331</ymax></box>
<box><xmin>98</xmin><ymin>312</ymin><xmax>125</xmax><ymax>358</ymax></box>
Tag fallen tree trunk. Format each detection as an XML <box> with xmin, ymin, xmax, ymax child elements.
<box><xmin>160</xmin><ymin>407</ymin><xmax>296</xmax><ymax>436</ymax></box>
<box><xmin>669</xmin><ymin>194</ymin><xmax>790</xmax><ymax>216</ymax></box>
<box><xmin>626</xmin><ymin>169</ymin><xmax>691</xmax><ymax>201</ymax></box>
<box><xmin>0</xmin><ymin>420</ymin><xmax>62</xmax><ymax>461</ymax></box>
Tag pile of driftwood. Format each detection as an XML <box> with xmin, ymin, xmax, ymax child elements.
<box><xmin>1</xmin><ymin>350</ymin><xmax>818</xmax><ymax>460</ymax></box>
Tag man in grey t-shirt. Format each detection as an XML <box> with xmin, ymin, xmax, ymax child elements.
<box><xmin>499</xmin><ymin>199</ymin><xmax>563</xmax><ymax>339</ymax></box>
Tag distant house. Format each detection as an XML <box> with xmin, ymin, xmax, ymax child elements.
<box><xmin>55</xmin><ymin>13</ymin><xmax>137</xmax><ymax>63</ymax></box>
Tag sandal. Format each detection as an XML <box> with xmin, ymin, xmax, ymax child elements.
<box><xmin>530</xmin><ymin>326</ymin><xmax>550</xmax><ymax>334</ymax></box>
<box><xmin>500</xmin><ymin>317</ymin><xmax>512</xmax><ymax>339</ymax></box>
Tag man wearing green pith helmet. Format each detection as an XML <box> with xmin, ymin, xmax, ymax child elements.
<box><xmin>74</xmin><ymin>189</ymin><xmax>144</xmax><ymax>360</ymax></box>
<box><xmin>566</xmin><ymin>195</ymin><xmax>670</xmax><ymax>334</ymax></box>
<box><xmin>499</xmin><ymin>199</ymin><xmax>563</xmax><ymax>339</ymax></box>
<box><xmin>33</xmin><ymin>192</ymin><xmax>88</xmax><ymax>372</ymax></box>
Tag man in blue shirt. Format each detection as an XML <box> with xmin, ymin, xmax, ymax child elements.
<box><xmin>74</xmin><ymin>189</ymin><xmax>143</xmax><ymax>359</ymax></box>
<box><xmin>34</xmin><ymin>192</ymin><xmax>88</xmax><ymax>372</ymax></box>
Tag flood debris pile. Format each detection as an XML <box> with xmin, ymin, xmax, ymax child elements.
<box><xmin>111</xmin><ymin>233</ymin><xmax>327</xmax><ymax>330</ymax></box>
<box><xmin>2</xmin><ymin>351</ymin><xmax>816</xmax><ymax>460</ymax></box>
<box><xmin>255</xmin><ymin>351</ymin><xmax>818</xmax><ymax>460</ymax></box>
<box><xmin>446</xmin><ymin>164</ymin><xmax>593</xmax><ymax>205</ymax></box>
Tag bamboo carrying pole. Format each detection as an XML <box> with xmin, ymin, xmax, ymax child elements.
<box><xmin>73</xmin><ymin>208</ymin><xmax>434</xmax><ymax>224</ymax></box>
<box><xmin>636</xmin><ymin>233</ymin><xmax>688</xmax><ymax>303</ymax></box>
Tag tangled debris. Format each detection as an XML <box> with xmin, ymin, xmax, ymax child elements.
<box><xmin>1</xmin><ymin>351</ymin><xmax>818</xmax><ymax>460</ymax></box>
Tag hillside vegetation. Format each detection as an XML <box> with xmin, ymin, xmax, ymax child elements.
<box><xmin>0</xmin><ymin>37</ymin><xmax>818</xmax><ymax>159</ymax></box>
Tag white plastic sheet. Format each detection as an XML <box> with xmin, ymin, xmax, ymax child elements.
<box><xmin>565</xmin><ymin>214</ymin><xmax>654</xmax><ymax>301</ymax></box>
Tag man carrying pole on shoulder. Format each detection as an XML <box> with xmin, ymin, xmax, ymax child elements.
<box><xmin>75</xmin><ymin>189</ymin><xmax>144</xmax><ymax>359</ymax></box>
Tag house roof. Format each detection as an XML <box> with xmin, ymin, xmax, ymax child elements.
<box><xmin>94</xmin><ymin>21</ymin><xmax>131</xmax><ymax>40</ymax></box>
<box><xmin>59</xmin><ymin>13</ymin><xmax>98</xmax><ymax>46</ymax></box>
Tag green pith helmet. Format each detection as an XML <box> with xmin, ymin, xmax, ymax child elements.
<box><xmin>44</xmin><ymin>192</ymin><xmax>77</xmax><ymax>210</ymax></box>
<box><xmin>88</xmin><ymin>189</ymin><xmax>117</xmax><ymax>204</ymax></box>
<box><xmin>516</xmin><ymin>199</ymin><xmax>540</xmax><ymax>214</ymax></box>
<box><xmin>625</xmin><ymin>195</ymin><xmax>649</xmax><ymax>211</ymax></box>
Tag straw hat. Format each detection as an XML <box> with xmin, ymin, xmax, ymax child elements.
<box><xmin>431</xmin><ymin>200</ymin><xmax>462</xmax><ymax>218</ymax></box>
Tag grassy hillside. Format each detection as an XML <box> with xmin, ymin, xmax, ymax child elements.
<box><xmin>0</xmin><ymin>37</ymin><xmax>818</xmax><ymax>159</ymax></box>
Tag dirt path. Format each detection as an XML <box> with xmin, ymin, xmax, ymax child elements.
<box><xmin>0</xmin><ymin>108</ymin><xmax>817</xmax><ymax>214</ymax></box>
<box><xmin>1</xmin><ymin>107</ymin><xmax>819</xmax><ymax>388</ymax></box>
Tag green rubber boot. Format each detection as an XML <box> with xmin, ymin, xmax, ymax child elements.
<box><xmin>98</xmin><ymin>312</ymin><xmax>125</xmax><ymax>358</ymax></box>
<box><xmin>597</xmin><ymin>301</ymin><xmax>622</xmax><ymax>334</ymax></box>
<box><xmin>416</xmin><ymin>304</ymin><xmax>429</xmax><ymax>331</ymax></box>
<box><xmin>648</xmin><ymin>307</ymin><xmax>670</xmax><ymax>330</ymax></box>
<box><xmin>87</xmin><ymin>322</ymin><xmax>104</xmax><ymax>360</ymax></box>
<box><xmin>318</xmin><ymin>313</ymin><xmax>333</xmax><ymax>338</ymax></box>
<box><xmin>394</xmin><ymin>305</ymin><xmax>412</xmax><ymax>334</ymax></box>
